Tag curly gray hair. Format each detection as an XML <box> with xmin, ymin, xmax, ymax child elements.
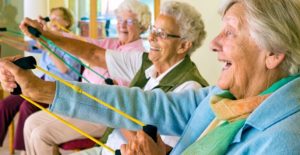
<box><xmin>160</xmin><ymin>1</ymin><xmax>206</xmax><ymax>55</ymax></box>
<box><xmin>220</xmin><ymin>0</ymin><xmax>300</xmax><ymax>75</ymax></box>
<box><xmin>115</xmin><ymin>0</ymin><xmax>151</xmax><ymax>34</ymax></box>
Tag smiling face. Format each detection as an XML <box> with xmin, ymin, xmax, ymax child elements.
<box><xmin>116</xmin><ymin>11</ymin><xmax>142</xmax><ymax>45</ymax></box>
<box><xmin>49</xmin><ymin>9</ymin><xmax>69</xmax><ymax>31</ymax></box>
<box><xmin>210</xmin><ymin>3</ymin><xmax>280</xmax><ymax>99</ymax></box>
<box><xmin>148</xmin><ymin>14</ymin><xmax>188</xmax><ymax>74</ymax></box>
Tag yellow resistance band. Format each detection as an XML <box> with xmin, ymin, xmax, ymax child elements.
<box><xmin>51</xmin><ymin>21</ymin><xmax>87</xmax><ymax>42</ymax></box>
<box><xmin>20</xmin><ymin>95</ymin><xmax>115</xmax><ymax>153</ymax></box>
<box><xmin>35</xmin><ymin>65</ymin><xmax>145</xmax><ymax>127</ymax></box>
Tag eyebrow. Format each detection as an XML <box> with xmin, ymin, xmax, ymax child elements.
<box><xmin>223</xmin><ymin>16</ymin><xmax>243</xmax><ymax>30</ymax></box>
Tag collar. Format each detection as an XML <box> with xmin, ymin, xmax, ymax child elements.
<box><xmin>145</xmin><ymin>59</ymin><xmax>184</xmax><ymax>80</ymax></box>
<box><xmin>232</xmin><ymin>76</ymin><xmax>300</xmax><ymax>143</ymax></box>
<box><xmin>117</xmin><ymin>39</ymin><xmax>144</xmax><ymax>51</ymax></box>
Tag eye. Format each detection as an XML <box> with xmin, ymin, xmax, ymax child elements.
<box><xmin>225</xmin><ymin>30</ymin><xmax>234</xmax><ymax>37</ymax></box>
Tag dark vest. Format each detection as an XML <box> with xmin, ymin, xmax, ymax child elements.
<box><xmin>129</xmin><ymin>53</ymin><xmax>209</xmax><ymax>91</ymax></box>
<box><xmin>100</xmin><ymin>53</ymin><xmax>209</xmax><ymax>143</ymax></box>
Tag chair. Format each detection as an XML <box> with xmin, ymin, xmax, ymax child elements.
<box><xmin>59</xmin><ymin>138</ymin><xmax>98</xmax><ymax>151</ymax></box>
<box><xmin>0</xmin><ymin>86</ymin><xmax>14</xmax><ymax>155</ymax></box>
<box><xmin>58</xmin><ymin>127</ymin><xmax>114</xmax><ymax>153</ymax></box>
<box><xmin>9</xmin><ymin>122</ymin><xmax>15</xmax><ymax>155</ymax></box>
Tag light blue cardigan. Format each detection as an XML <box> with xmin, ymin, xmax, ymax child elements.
<box><xmin>50</xmin><ymin>77</ymin><xmax>300</xmax><ymax>154</ymax></box>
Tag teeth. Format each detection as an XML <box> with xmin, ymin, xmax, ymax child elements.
<box><xmin>220</xmin><ymin>60</ymin><xmax>231</xmax><ymax>70</ymax></box>
<box><xmin>150</xmin><ymin>46</ymin><xmax>161</xmax><ymax>51</ymax></box>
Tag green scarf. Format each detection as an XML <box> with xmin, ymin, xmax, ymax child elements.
<box><xmin>182</xmin><ymin>74</ymin><xmax>300</xmax><ymax>155</ymax></box>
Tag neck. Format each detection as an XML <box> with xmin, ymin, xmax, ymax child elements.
<box><xmin>153</xmin><ymin>57</ymin><xmax>184</xmax><ymax>76</ymax></box>
<box><xmin>120</xmin><ymin>38</ymin><xmax>140</xmax><ymax>46</ymax></box>
<box><xmin>234</xmin><ymin>70</ymin><xmax>288</xmax><ymax>99</ymax></box>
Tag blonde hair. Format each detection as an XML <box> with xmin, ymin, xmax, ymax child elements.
<box><xmin>50</xmin><ymin>7</ymin><xmax>74</xmax><ymax>30</ymax></box>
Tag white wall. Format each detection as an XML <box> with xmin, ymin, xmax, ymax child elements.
<box><xmin>24</xmin><ymin>0</ymin><xmax>49</xmax><ymax>76</ymax></box>
<box><xmin>161</xmin><ymin>0</ymin><xmax>222</xmax><ymax>85</ymax></box>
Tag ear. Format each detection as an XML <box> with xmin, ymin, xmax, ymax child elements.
<box><xmin>177</xmin><ymin>41</ymin><xmax>192</xmax><ymax>54</ymax></box>
<box><xmin>265</xmin><ymin>52</ymin><xmax>285</xmax><ymax>69</ymax></box>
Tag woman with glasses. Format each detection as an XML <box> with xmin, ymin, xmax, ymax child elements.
<box><xmin>22</xmin><ymin>0</ymin><xmax>151</xmax><ymax>155</ymax></box>
<box><xmin>16</xmin><ymin>1</ymin><xmax>208</xmax><ymax>155</ymax></box>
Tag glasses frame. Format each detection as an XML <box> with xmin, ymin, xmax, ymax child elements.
<box><xmin>117</xmin><ymin>17</ymin><xmax>138</xmax><ymax>26</ymax></box>
<box><xmin>150</xmin><ymin>25</ymin><xmax>181</xmax><ymax>39</ymax></box>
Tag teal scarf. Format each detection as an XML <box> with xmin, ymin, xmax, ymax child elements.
<box><xmin>182</xmin><ymin>74</ymin><xmax>300</xmax><ymax>155</ymax></box>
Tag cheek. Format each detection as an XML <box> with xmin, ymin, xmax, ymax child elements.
<box><xmin>217</xmin><ymin>61</ymin><xmax>244</xmax><ymax>90</ymax></box>
<box><xmin>128</xmin><ymin>27</ymin><xmax>140</xmax><ymax>37</ymax></box>
<box><xmin>160</xmin><ymin>42</ymin><xmax>173</xmax><ymax>53</ymax></box>
<box><xmin>148</xmin><ymin>51</ymin><xmax>161</xmax><ymax>62</ymax></box>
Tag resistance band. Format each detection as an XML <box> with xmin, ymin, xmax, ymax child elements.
<box><xmin>0</xmin><ymin>27</ymin><xmax>113</xmax><ymax>84</ymax></box>
<box><xmin>13</xmin><ymin>56</ymin><xmax>157</xmax><ymax>155</ymax></box>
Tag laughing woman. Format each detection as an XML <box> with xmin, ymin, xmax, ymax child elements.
<box><xmin>2</xmin><ymin>0</ymin><xmax>300</xmax><ymax>154</ymax></box>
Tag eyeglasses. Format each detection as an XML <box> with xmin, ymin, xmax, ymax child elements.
<box><xmin>150</xmin><ymin>25</ymin><xmax>181</xmax><ymax>39</ymax></box>
<box><xmin>117</xmin><ymin>17</ymin><xmax>138</xmax><ymax>26</ymax></box>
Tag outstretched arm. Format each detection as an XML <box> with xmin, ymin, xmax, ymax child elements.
<box><xmin>0</xmin><ymin>56</ymin><xmax>55</xmax><ymax>103</ymax></box>
<box><xmin>19</xmin><ymin>17</ymin><xmax>107</xmax><ymax>69</ymax></box>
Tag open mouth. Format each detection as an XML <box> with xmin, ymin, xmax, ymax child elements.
<box><xmin>150</xmin><ymin>46</ymin><xmax>161</xmax><ymax>52</ymax></box>
<box><xmin>220</xmin><ymin>59</ymin><xmax>232</xmax><ymax>70</ymax></box>
<box><xmin>120</xmin><ymin>30</ymin><xmax>129</xmax><ymax>34</ymax></box>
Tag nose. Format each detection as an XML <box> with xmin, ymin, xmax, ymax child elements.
<box><xmin>210</xmin><ymin>34</ymin><xmax>222</xmax><ymax>52</ymax></box>
<box><xmin>148</xmin><ymin>31</ymin><xmax>157</xmax><ymax>42</ymax></box>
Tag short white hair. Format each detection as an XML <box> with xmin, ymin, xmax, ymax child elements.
<box><xmin>115</xmin><ymin>0</ymin><xmax>151</xmax><ymax>33</ymax></box>
<box><xmin>220</xmin><ymin>0</ymin><xmax>300</xmax><ymax>75</ymax></box>
<box><xmin>160</xmin><ymin>1</ymin><xmax>206</xmax><ymax>55</ymax></box>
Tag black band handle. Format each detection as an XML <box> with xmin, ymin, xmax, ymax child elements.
<box><xmin>28</xmin><ymin>26</ymin><xmax>41</xmax><ymax>38</ymax></box>
<box><xmin>104</xmin><ymin>78</ymin><xmax>114</xmax><ymax>85</ymax></box>
<box><xmin>43</xmin><ymin>16</ymin><xmax>50</xmax><ymax>22</ymax></box>
<box><xmin>0</xmin><ymin>27</ymin><xmax>7</xmax><ymax>32</ymax></box>
<box><xmin>11</xmin><ymin>56</ymin><xmax>37</xmax><ymax>95</ymax></box>
<box><xmin>142</xmin><ymin>125</ymin><xmax>158</xmax><ymax>143</ymax></box>
<box><xmin>115</xmin><ymin>125</ymin><xmax>157</xmax><ymax>155</ymax></box>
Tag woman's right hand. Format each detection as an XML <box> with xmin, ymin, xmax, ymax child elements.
<box><xmin>0</xmin><ymin>56</ymin><xmax>39</xmax><ymax>94</ymax></box>
<box><xmin>120</xmin><ymin>130</ymin><xmax>166</xmax><ymax>155</ymax></box>
<box><xmin>0</xmin><ymin>56</ymin><xmax>55</xmax><ymax>104</ymax></box>
<box><xmin>19</xmin><ymin>17</ymin><xmax>44</xmax><ymax>40</ymax></box>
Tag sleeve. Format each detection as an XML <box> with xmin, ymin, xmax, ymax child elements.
<box><xmin>49</xmin><ymin>44</ymin><xmax>81</xmax><ymax>72</ymax></box>
<box><xmin>105</xmin><ymin>50</ymin><xmax>143</xmax><ymax>82</ymax></box>
<box><xmin>173</xmin><ymin>81</ymin><xmax>203</xmax><ymax>93</ymax></box>
<box><xmin>26</xmin><ymin>40</ymin><xmax>43</xmax><ymax>53</ymax></box>
<box><xmin>50</xmin><ymin>81</ymin><xmax>214</xmax><ymax>135</ymax></box>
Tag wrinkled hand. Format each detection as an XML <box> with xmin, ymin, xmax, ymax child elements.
<box><xmin>120</xmin><ymin>130</ymin><xmax>166</xmax><ymax>155</ymax></box>
<box><xmin>0</xmin><ymin>56</ymin><xmax>42</xmax><ymax>97</ymax></box>
<box><xmin>37</xmin><ymin>16</ymin><xmax>50</xmax><ymax>31</ymax></box>
<box><xmin>19</xmin><ymin>17</ymin><xmax>44</xmax><ymax>40</ymax></box>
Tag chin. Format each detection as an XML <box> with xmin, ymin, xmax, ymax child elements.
<box><xmin>217</xmin><ymin>77</ymin><xmax>230</xmax><ymax>90</ymax></box>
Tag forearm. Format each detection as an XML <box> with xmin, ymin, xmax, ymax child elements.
<box><xmin>0</xmin><ymin>36</ymin><xmax>29</xmax><ymax>51</ymax></box>
<box><xmin>43</xmin><ymin>31</ymin><xmax>107</xmax><ymax>69</ymax></box>
<box><xmin>49</xmin><ymin>81</ymin><xmax>204</xmax><ymax>134</ymax></box>
<box><xmin>27</xmin><ymin>80</ymin><xmax>56</xmax><ymax>104</ymax></box>
<box><xmin>49</xmin><ymin>54</ymin><xmax>69</xmax><ymax>73</ymax></box>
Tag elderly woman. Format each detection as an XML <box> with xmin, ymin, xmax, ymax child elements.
<box><xmin>22</xmin><ymin>0</ymin><xmax>151</xmax><ymax>154</ymax></box>
<box><xmin>4</xmin><ymin>0</ymin><xmax>300</xmax><ymax>154</ymax></box>
<box><xmin>0</xmin><ymin>6</ymin><xmax>81</xmax><ymax>153</ymax></box>
<box><xmin>19</xmin><ymin>1</ymin><xmax>208</xmax><ymax>154</ymax></box>
<box><xmin>69</xmin><ymin>2</ymin><xmax>208</xmax><ymax>155</ymax></box>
